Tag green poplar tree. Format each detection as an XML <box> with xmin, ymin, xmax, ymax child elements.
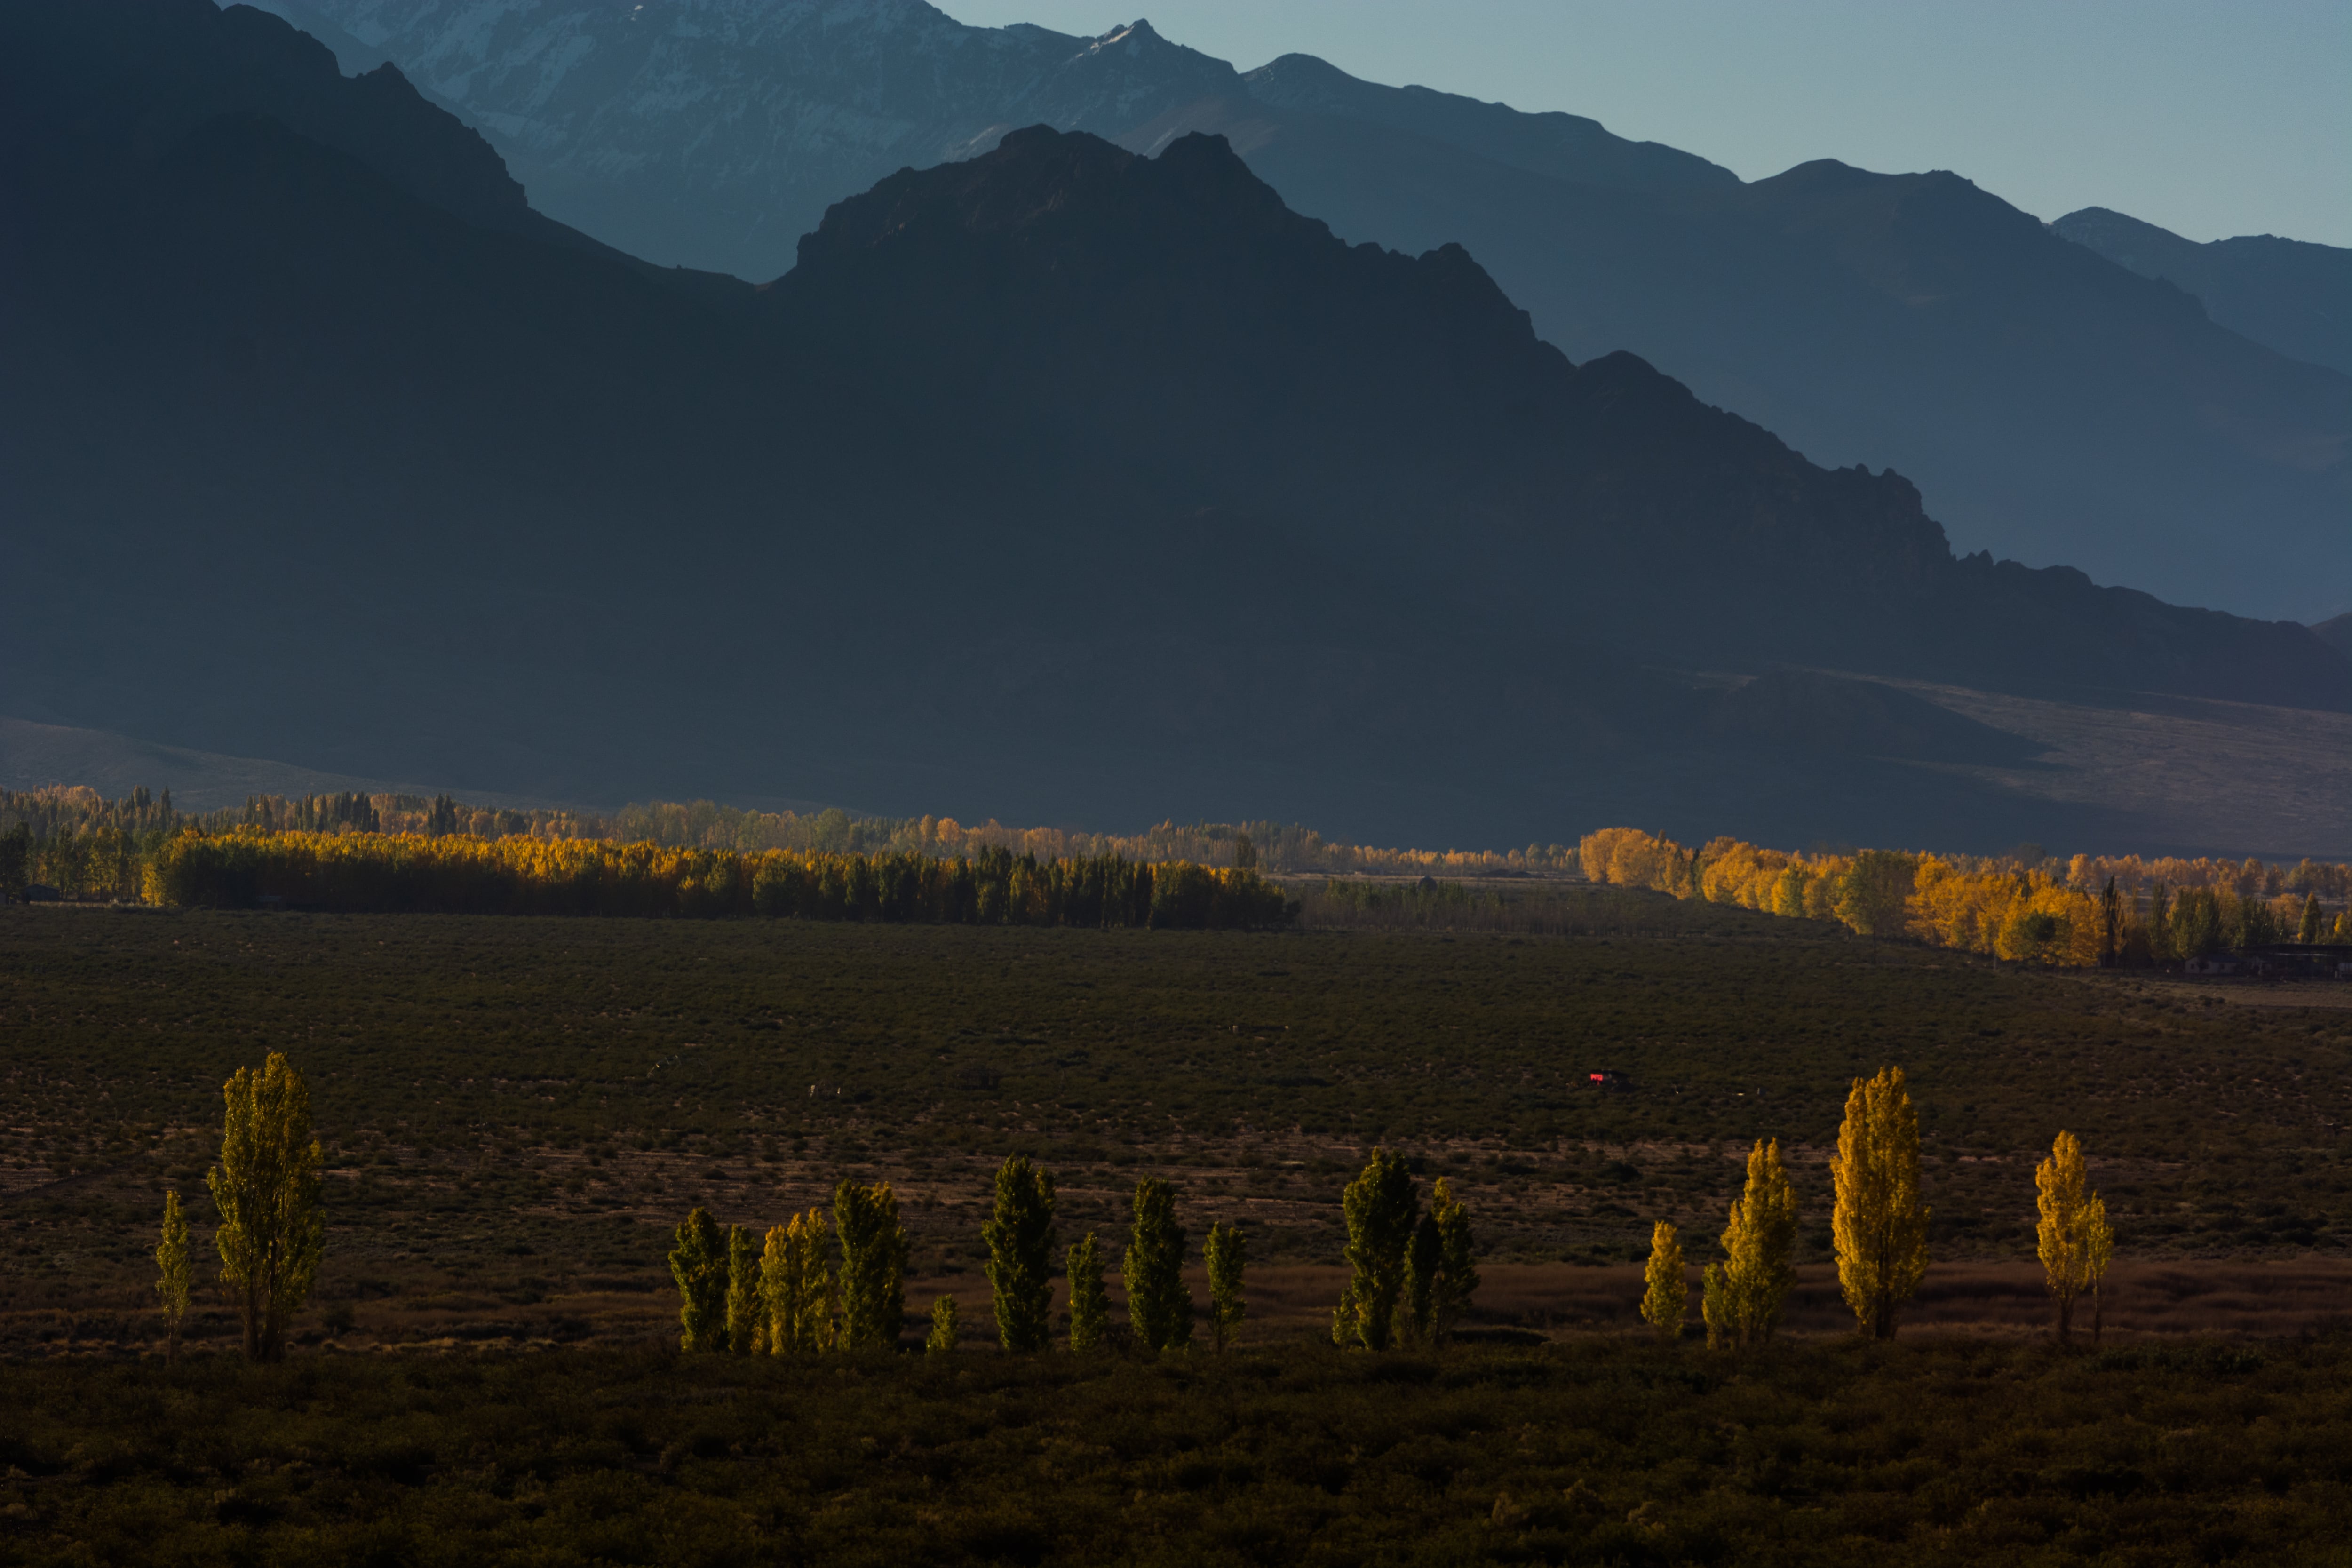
<box><xmin>1400</xmin><ymin>1213</ymin><xmax>1441</xmax><ymax>1345</ymax></box>
<box><xmin>2300</xmin><ymin>893</ymin><xmax>2324</xmax><ymax>944</ymax></box>
<box><xmin>1122</xmin><ymin>1177</ymin><xmax>1192</xmax><ymax>1351</ymax></box>
<box><xmin>982</xmin><ymin>1155</ymin><xmax>1057</xmax><ymax>1352</ymax></box>
<box><xmin>1066</xmin><ymin>1232</ymin><xmax>1108</xmax><ymax>1351</ymax></box>
<box><xmin>1204</xmin><ymin>1220</ymin><xmax>1247</xmax><ymax>1352</ymax></box>
<box><xmin>1333</xmin><ymin>1148</ymin><xmax>1416</xmax><ymax>1350</ymax></box>
<box><xmin>668</xmin><ymin>1207</ymin><xmax>728</xmax><ymax>1351</ymax></box>
<box><xmin>1429</xmin><ymin>1176</ymin><xmax>1479</xmax><ymax>1342</ymax></box>
<box><xmin>762</xmin><ymin>1208</ymin><xmax>835</xmax><ymax>1353</ymax></box>
<box><xmin>155</xmin><ymin>1189</ymin><xmax>192</xmax><ymax>1362</ymax></box>
<box><xmin>207</xmin><ymin>1052</ymin><xmax>323</xmax><ymax>1362</ymax></box>
<box><xmin>834</xmin><ymin>1181</ymin><xmax>909</xmax><ymax>1350</ymax></box>
<box><xmin>723</xmin><ymin>1224</ymin><xmax>760</xmax><ymax>1353</ymax></box>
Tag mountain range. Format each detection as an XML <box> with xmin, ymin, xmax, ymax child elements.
<box><xmin>251</xmin><ymin>0</ymin><xmax>2352</xmax><ymax>626</ymax></box>
<box><xmin>2056</xmin><ymin>206</ymin><xmax>2352</xmax><ymax>380</ymax></box>
<box><xmin>3</xmin><ymin>0</ymin><xmax>2348</xmax><ymax>856</ymax></box>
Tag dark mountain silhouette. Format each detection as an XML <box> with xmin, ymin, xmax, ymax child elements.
<box><xmin>280</xmin><ymin>2</ymin><xmax>2352</xmax><ymax>625</ymax></box>
<box><xmin>2315</xmin><ymin>615</ymin><xmax>2352</xmax><ymax>659</ymax></box>
<box><xmin>2056</xmin><ymin>207</ymin><xmax>2352</xmax><ymax>378</ymax></box>
<box><xmin>5</xmin><ymin>0</ymin><xmax>2346</xmax><ymax>854</ymax></box>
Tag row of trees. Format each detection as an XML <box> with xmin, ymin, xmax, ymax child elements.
<box><xmin>141</xmin><ymin>833</ymin><xmax>1295</xmax><ymax>928</ymax></box>
<box><xmin>1640</xmin><ymin>1068</ymin><xmax>2115</xmax><ymax>1345</ymax></box>
<box><xmin>668</xmin><ymin>1158</ymin><xmax>1273</xmax><ymax>1356</ymax></box>
<box><xmin>157</xmin><ymin>1057</ymin><xmax>2116</xmax><ymax>1361</ymax></box>
<box><xmin>1581</xmin><ymin>827</ymin><xmax>2351</xmax><ymax>968</ymax></box>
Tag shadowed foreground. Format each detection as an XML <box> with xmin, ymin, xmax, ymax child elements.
<box><xmin>4</xmin><ymin>1337</ymin><xmax>2347</xmax><ymax>1566</ymax></box>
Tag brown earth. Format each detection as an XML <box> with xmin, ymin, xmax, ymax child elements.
<box><xmin>20</xmin><ymin>1257</ymin><xmax>2348</xmax><ymax>1361</ymax></box>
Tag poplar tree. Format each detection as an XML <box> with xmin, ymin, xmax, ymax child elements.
<box><xmin>1832</xmin><ymin>1067</ymin><xmax>1931</xmax><ymax>1339</ymax></box>
<box><xmin>1640</xmin><ymin>1220</ymin><xmax>1687</xmax><ymax>1342</ymax></box>
<box><xmin>2036</xmin><ymin>1131</ymin><xmax>2116</xmax><ymax>1344</ymax></box>
<box><xmin>926</xmin><ymin>1295</ymin><xmax>959</xmax><ymax>1353</ymax></box>
<box><xmin>668</xmin><ymin>1207</ymin><xmax>728</xmax><ymax>1351</ymax></box>
<box><xmin>1430</xmin><ymin>1176</ymin><xmax>1479</xmax><ymax>1342</ymax></box>
<box><xmin>1123</xmin><ymin>1176</ymin><xmax>1192</xmax><ymax>1351</ymax></box>
<box><xmin>834</xmin><ymin>1181</ymin><xmax>909</xmax><ymax>1350</ymax></box>
<box><xmin>723</xmin><ymin>1224</ymin><xmax>760</xmax><ymax>1354</ymax></box>
<box><xmin>1205</xmin><ymin>1219</ymin><xmax>1247</xmax><ymax>1352</ymax></box>
<box><xmin>1701</xmin><ymin>1139</ymin><xmax>1798</xmax><ymax>1348</ymax></box>
<box><xmin>762</xmin><ymin>1208</ymin><xmax>835</xmax><ymax>1353</ymax></box>
<box><xmin>207</xmin><ymin>1052</ymin><xmax>323</xmax><ymax>1362</ymax></box>
<box><xmin>155</xmin><ymin>1189</ymin><xmax>191</xmax><ymax>1362</ymax></box>
<box><xmin>2300</xmin><ymin>893</ymin><xmax>2324</xmax><ymax>944</ymax></box>
<box><xmin>1066</xmin><ymin>1232</ymin><xmax>1108</xmax><ymax>1351</ymax></box>
<box><xmin>1333</xmin><ymin>1148</ymin><xmax>1416</xmax><ymax>1350</ymax></box>
<box><xmin>759</xmin><ymin>1222</ymin><xmax>793</xmax><ymax>1351</ymax></box>
<box><xmin>1401</xmin><ymin>1213</ymin><xmax>1441</xmax><ymax>1345</ymax></box>
<box><xmin>982</xmin><ymin>1155</ymin><xmax>1057</xmax><ymax>1352</ymax></box>
<box><xmin>2083</xmin><ymin>1194</ymin><xmax>2115</xmax><ymax>1345</ymax></box>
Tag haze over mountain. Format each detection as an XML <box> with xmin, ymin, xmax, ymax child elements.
<box><xmin>266</xmin><ymin>0</ymin><xmax>2352</xmax><ymax>625</ymax></box>
<box><xmin>2054</xmin><ymin>206</ymin><xmax>2352</xmax><ymax>379</ymax></box>
<box><xmin>6</xmin><ymin>0</ymin><xmax>2348</xmax><ymax>856</ymax></box>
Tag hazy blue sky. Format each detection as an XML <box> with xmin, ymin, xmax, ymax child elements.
<box><xmin>942</xmin><ymin>0</ymin><xmax>2352</xmax><ymax>247</ymax></box>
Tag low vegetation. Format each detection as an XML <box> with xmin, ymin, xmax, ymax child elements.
<box><xmin>4</xmin><ymin>1337</ymin><xmax>2348</xmax><ymax>1565</ymax></box>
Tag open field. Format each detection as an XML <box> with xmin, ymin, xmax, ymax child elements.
<box><xmin>11</xmin><ymin>893</ymin><xmax>2352</xmax><ymax>1564</ymax></box>
<box><xmin>6</xmin><ymin>895</ymin><xmax>2352</xmax><ymax>1353</ymax></box>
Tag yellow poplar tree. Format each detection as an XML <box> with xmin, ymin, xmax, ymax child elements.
<box><xmin>1640</xmin><ymin>1220</ymin><xmax>1687</xmax><ymax>1341</ymax></box>
<box><xmin>2037</xmin><ymin>1131</ymin><xmax>2118</xmax><ymax>1345</ymax></box>
<box><xmin>155</xmin><ymin>1189</ymin><xmax>192</xmax><ymax>1362</ymax></box>
<box><xmin>207</xmin><ymin>1052</ymin><xmax>324</xmax><ymax>1362</ymax></box>
<box><xmin>1700</xmin><ymin>1139</ymin><xmax>1797</xmax><ymax>1347</ymax></box>
<box><xmin>2083</xmin><ymin>1194</ymin><xmax>2114</xmax><ymax>1345</ymax></box>
<box><xmin>1832</xmin><ymin>1067</ymin><xmax>1931</xmax><ymax>1339</ymax></box>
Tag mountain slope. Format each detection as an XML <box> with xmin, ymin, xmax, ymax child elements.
<box><xmin>280</xmin><ymin>1</ymin><xmax>2352</xmax><ymax>624</ymax></box>
<box><xmin>8</xmin><ymin>0</ymin><xmax>2348</xmax><ymax>855</ymax></box>
<box><xmin>2054</xmin><ymin>206</ymin><xmax>2352</xmax><ymax>378</ymax></box>
<box><xmin>1122</xmin><ymin>96</ymin><xmax>2352</xmax><ymax>627</ymax></box>
<box><xmin>290</xmin><ymin>0</ymin><xmax>1248</xmax><ymax>279</ymax></box>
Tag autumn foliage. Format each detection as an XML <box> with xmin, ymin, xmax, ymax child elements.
<box><xmin>1580</xmin><ymin>826</ymin><xmax>2349</xmax><ymax>967</ymax></box>
<box><xmin>143</xmin><ymin>831</ymin><xmax>1293</xmax><ymax>927</ymax></box>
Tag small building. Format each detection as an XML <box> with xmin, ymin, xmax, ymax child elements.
<box><xmin>2239</xmin><ymin>944</ymin><xmax>2352</xmax><ymax>980</ymax></box>
<box><xmin>19</xmin><ymin>884</ymin><xmax>60</xmax><ymax>903</ymax></box>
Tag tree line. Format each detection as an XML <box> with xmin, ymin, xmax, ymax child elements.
<box><xmin>140</xmin><ymin>833</ymin><xmax>1295</xmax><ymax>926</ymax></box>
<box><xmin>1581</xmin><ymin>828</ymin><xmax>2352</xmax><ymax>968</ymax></box>
<box><xmin>2</xmin><ymin>783</ymin><xmax>1583</xmax><ymax>905</ymax></box>
<box><xmin>1639</xmin><ymin>1067</ymin><xmax>2114</xmax><ymax>1345</ymax></box>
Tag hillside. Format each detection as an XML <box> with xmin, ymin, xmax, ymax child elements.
<box><xmin>2055</xmin><ymin>206</ymin><xmax>2352</xmax><ymax>378</ymax></box>
<box><xmin>5</xmin><ymin>0</ymin><xmax>2346</xmax><ymax>855</ymax></box>
<box><xmin>270</xmin><ymin>0</ymin><xmax>2352</xmax><ymax>623</ymax></box>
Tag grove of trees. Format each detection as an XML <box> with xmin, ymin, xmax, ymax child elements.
<box><xmin>1581</xmin><ymin>827</ymin><xmax>2352</xmax><ymax>967</ymax></box>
